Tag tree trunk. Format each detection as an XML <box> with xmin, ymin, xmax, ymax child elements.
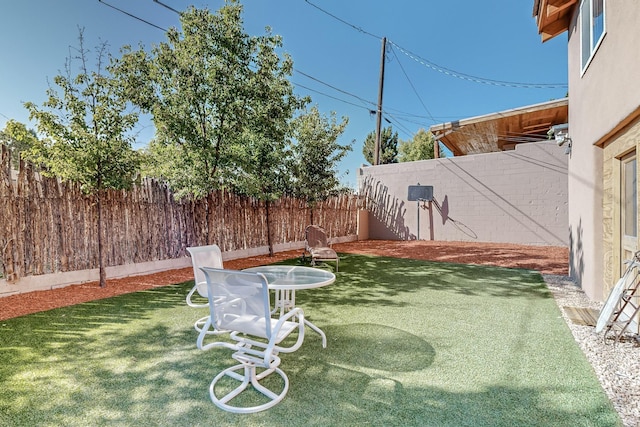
<box><xmin>266</xmin><ymin>199</ymin><xmax>274</xmax><ymax>257</ymax></box>
<box><xmin>97</xmin><ymin>191</ymin><xmax>106</xmax><ymax>288</ymax></box>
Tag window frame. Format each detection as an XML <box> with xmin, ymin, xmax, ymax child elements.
<box><xmin>622</xmin><ymin>154</ymin><xmax>637</xmax><ymax>239</ymax></box>
<box><xmin>580</xmin><ymin>0</ymin><xmax>606</xmax><ymax>75</ymax></box>
<box><xmin>620</xmin><ymin>151</ymin><xmax>638</xmax><ymax>275</ymax></box>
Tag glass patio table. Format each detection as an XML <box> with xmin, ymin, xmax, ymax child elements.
<box><xmin>243</xmin><ymin>265</ymin><xmax>335</xmax><ymax>348</ymax></box>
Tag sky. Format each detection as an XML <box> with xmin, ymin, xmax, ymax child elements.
<box><xmin>0</xmin><ymin>0</ymin><xmax>568</xmax><ymax>189</ymax></box>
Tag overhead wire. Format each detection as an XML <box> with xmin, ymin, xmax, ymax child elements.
<box><xmin>303</xmin><ymin>0</ymin><xmax>568</xmax><ymax>90</ymax></box>
<box><xmin>98</xmin><ymin>0</ymin><xmax>167</xmax><ymax>31</ymax></box>
<box><xmin>303</xmin><ymin>0</ymin><xmax>381</xmax><ymax>40</ymax></box>
<box><xmin>152</xmin><ymin>0</ymin><xmax>181</xmax><ymax>15</ymax></box>
<box><xmin>381</xmin><ymin>113</ymin><xmax>413</xmax><ymax>138</ymax></box>
<box><xmin>388</xmin><ymin>43</ymin><xmax>438</xmax><ymax>126</ymax></box>
<box><xmin>380</xmin><ymin>108</ymin><xmax>465</xmax><ymax>123</ymax></box>
<box><xmin>388</xmin><ymin>41</ymin><xmax>568</xmax><ymax>89</ymax></box>
<box><xmin>387</xmin><ymin>114</ymin><xmax>435</xmax><ymax>129</ymax></box>
<box><xmin>294</xmin><ymin>69</ymin><xmax>376</xmax><ymax>109</ymax></box>
<box><xmin>292</xmin><ymin>82</ymin><xmax>375</xmax><ymax>112</ymax></box>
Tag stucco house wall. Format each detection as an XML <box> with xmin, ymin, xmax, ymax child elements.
<box><xmin>358</xmin><ymin>141</ymin><xmax>568</xmax><ymax>246</ymax></box>
<box><xmin>565</xmin><ymin>1</ymin><xmax>640</xmax><ymax>300</ymax></box>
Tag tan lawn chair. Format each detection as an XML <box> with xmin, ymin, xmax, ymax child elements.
<box><xmin>304</xmin><ymin>225</ymin><xmax>339</xmax><ymax>272</ymax></box>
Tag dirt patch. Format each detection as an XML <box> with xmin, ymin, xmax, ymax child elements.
<box><xmin>334</xmin><ymin>240</ymin><xmax>568</xmax><ymax>276</ymax></box>
<box><xmin>0</xmin><ymin>240</ymin><xmax>568</xmax><ymax>321</ymax></box>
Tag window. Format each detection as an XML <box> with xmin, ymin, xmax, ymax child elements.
<box><xmin>580</xmin><ymin>0</ymin><xmax>605</xmax><ymax>71</ymax></box>
<box><xmin>621</xmin><ymin>152</ymin><xmax>637</xmax><ymax>274</ymax></box>
<box><xmin>623</xmin><ymin>156</ymin><xmax>637</xmax><ymax>238</ymax></box>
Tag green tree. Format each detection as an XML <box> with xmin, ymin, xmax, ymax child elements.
<box><xmin>24</xmin><ymin>29</ymin><xmax>140</xmax><ymax>288</ymax></box>
<box><xmin>291</xmin><ymin>106</ymin><xmax>351</xmax><ymax>223</ymax></box>
<box><xmin>362</xmin><ymin>126</ymin><xmax>398</xmax><ymax>165</ymax></box>
<box><xmin>0</xmin><ymin>120</ymin><xmax>39</xmax><ymax>167</ymax></box>
<box><xmin>115</xmin><ymin>2</ymin><xmax>270</xmax><ymax>198</ymax></box>
<box><xmin>114</xmin><ymin>2</ymin><xmax>308</xmax><ymax>254</ymax></box>
<box><xmin>232</xmin><ymin>31</ymin><xmax>307</xmax><ymax>255</ymax></box>
<box><xmin>398</xmin><ymin>128</ymin><xmax>440</xmax><ymax>162</ymax></box>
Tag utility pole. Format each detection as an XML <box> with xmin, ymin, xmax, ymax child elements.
<box><xmin>374</xmin><ymin>37</ymin><xmax>386</xmax><ymax>166</ymax></box>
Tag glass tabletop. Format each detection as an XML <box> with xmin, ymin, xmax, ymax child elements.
<box><xmin>243</xmin><ymin>265</ymin><xmax>335</xmax><ymax>290</ymax></box>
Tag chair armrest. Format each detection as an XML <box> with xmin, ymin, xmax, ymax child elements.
<box><xmin>186</xmin><ymin>284</ymin><xmax>208</xmax><ymax>308</ymax></box>
<box><xmin>269</xmin><ymin>308</ymin><xmax>305</xmax><ymax>354</ymax></box>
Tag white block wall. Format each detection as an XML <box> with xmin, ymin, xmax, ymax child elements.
<box><xmin>358</xmin><ymin>141</ymin><xmax>568</xmax><ymax>246</ymax></box>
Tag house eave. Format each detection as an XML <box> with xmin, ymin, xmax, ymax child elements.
<box><xmin>429</xmin><ymin>98</ymin><xmax>569</xmax><ymax>156</ymax></box>
<box><xmin>533</xmin><ymin>0</ymin><xmax>577</xmax><ymax>42</ymax></box>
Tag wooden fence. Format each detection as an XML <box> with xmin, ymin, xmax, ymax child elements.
<box><xmin>0</xmin><ymin>146</ymin><xmax>359</xmax><ymax>282</ymax></box>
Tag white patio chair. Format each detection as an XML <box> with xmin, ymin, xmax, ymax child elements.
<box><xmin>186</xmin><ymin>245</ymin><xmax>226</xmax><ymax>335</ymax></box>
<box><xmin>197</xmin><ymin>267</ymin><xmax>305</xmax><ymax>413</ymax></box>
<box><xmin>305</xmin><ymin>224</ymin><xmax>339</xmax><ymax>272</ymax></box>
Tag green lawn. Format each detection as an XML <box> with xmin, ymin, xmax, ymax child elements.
<box><xmin>0</xmin><ymin>254</ymin><xmax>621</xmax><ymax>426</ymax></box>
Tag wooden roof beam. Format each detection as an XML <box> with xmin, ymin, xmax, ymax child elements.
<box><xmin>521</xmin><ymin>122</ymin><xmax>554</xmax><ymax>134</ymax></box>
<box><xmin>535</xmin><ymin>0</ymin><xmax>576</xmax><ymax>42</ymax></box>
<box><xmin>546</xmin><ymin>0</ymin><xmax>577</xmax><ymax>16</ymax></box>
<box><xmin>541</xmin><ymin>17</ymin><xmax>572</xmax><ymax>41</ymax></box>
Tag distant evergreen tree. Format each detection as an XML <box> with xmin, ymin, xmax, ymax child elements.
<box><xmin>362</xmin><ymin>126</ymin><xmax>398</xmax><ymax>165</ymax></box>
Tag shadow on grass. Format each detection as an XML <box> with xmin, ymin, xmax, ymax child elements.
<box><xmin>320</xmin><ymin>323</ymin><xmax>436</xmax><ymax>372</ymax></box>
<box><xmin>285</xmin><ymin>253</ymin><xmax>551</xmax><ymax>311</ymax></box>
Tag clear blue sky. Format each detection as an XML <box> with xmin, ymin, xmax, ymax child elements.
<box><xmin>0</xmin><ymin>0</ymin><xmax>567</xmax><ymax>188</ymax></box>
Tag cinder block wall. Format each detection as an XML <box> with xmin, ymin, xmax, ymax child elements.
<box><xmin>358</xmin><ymin>141</ymin><xmax>568</xmax><ymax>246</ymax></box>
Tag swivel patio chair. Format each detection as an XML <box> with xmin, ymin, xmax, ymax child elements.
<box><xmin>186</xmin><ymin>245</ymin><xmax>227</xmax><ymax>335</ymax></box>
<box><xmin>304</xmin><ymin>224</ymin><xmax>339</xmax><ymax>272</ymax></box>
<box><xmin>197</xmin><ymin>267</ymin><xmax>306</xmax><ymax>413</ymax></box>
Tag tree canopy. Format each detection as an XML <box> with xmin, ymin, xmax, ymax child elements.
<box><xmin>0</xmin><ymin>120</ymin><xmax>38</xmax><ymax>168</ymax></box>
<box><xmin>24</xmin><ymin>29</ymin><xmax>140</xmax><ymax>193</ymax></box>
<box><xmin>398</xmin><ymin>128</ymin><xmax>439</xmax><ymax>162</ymax></box>
<box><xmin>23</xmin><ymin>28</ymin><xmax>140</xmax><ymax>287</ymax></box>
<box><xmin>290</xmin><ymin>106</ymin><xmax>351</xmax><ymax>206</ymax></box>
<box><xmin>113</xmin><ymin>1</ymin><xmax>306</xmax><ymax>200</ymax></box>
<box><xmin>362</xmin><ymin>126</ymin><xmax>398</xmax><ymax>165</ymax></box>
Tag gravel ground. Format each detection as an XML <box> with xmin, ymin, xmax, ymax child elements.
<box><xmin>544</xmin><ymin>274</ymin><xmax>640</xmax><ymax>427</ymax></box>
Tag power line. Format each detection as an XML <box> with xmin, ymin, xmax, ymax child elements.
<box><xmin>293</xmin><ymin>82</ymin><xmax>374</xmax><ymax>112</ymax></box>
<box><xmin>296</xmin><ymin>68</ymin><xmax>453</xmax><ymax>123</ymax></box>
<box><xmin>295</xmin><ymin>69</ymin><xmax>376</xmax><ymax>108</ymax></box>
<box><xmin>303</xmin><ymin>0</ymin><xmax>381</xmax><ymax>40</ymax></box>
<box><xmin>152</xmin><ymin>0</ymin><xmax>181</xmax><ymax>15</ymax></box>
<box><xmin>98</xmin><ymin>0</ymin><xmax>167</xmax><ymax>31</ymax></box>
<box><xmin>382</xmin><ymin>113</ymin><xmax>413</xmax><ymax>138</ymax></box>
<box><xmin>388</xmin><ymin>114</ymin><xmax>434</xmax><ymax>128</ymax></box>
<box><xmin>389</xmin><ymin>41</ymin><xmax>568</xmax><ymax>89</ymax></box>
<box><xmin>303</xmin><ymin>0</ymin><xmax>567</xmax><ymax>89</ymax></box>
<box><xmin>388</xmin><ymin>44</ymin><xmax>438</xmax><ymax>125</ymax></box>
<box><xmin>293</xmin><ymin>79</ymin><xmax>414</xmax><ymax>138</ymax></box>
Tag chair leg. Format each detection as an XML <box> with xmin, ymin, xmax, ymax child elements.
<box><xmin>209</xmin><ymin>364</ymin><xmax>290</xmax><ymax>413</ymax></box>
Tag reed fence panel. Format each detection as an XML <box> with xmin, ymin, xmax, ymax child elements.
<box><xmin>0</xmin><ymin>146</ymin><xmax>359</xmax><ymax>282</ymax></box>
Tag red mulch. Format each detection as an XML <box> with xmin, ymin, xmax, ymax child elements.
<box><xmin>0</xmin><ymin>240</ymin><xmax>568</xmax><ymax>321</ymax></box>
